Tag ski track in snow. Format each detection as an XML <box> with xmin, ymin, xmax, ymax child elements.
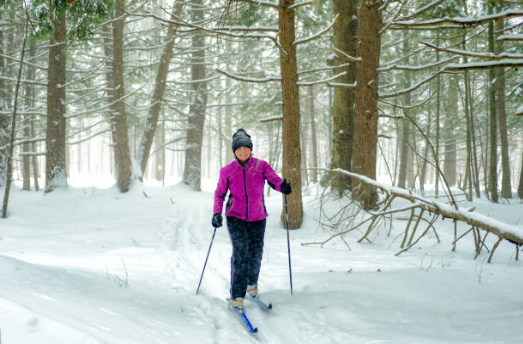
<box><xmin>1</xmin><ymin>183</ymin><xmax>523</xmax><ymax>343</ymax></box>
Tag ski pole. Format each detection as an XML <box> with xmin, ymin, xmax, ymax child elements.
<box><xmin>195</xmin><ymin>226</ymin><xmax>217</xmax><ymax>295</ymax></box>
<box><xmin>285</xmin><ymin>194</ymin><xmax>293</xmax><ymax>295</ymax></box>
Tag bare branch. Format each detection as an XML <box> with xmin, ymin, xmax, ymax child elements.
<box><xmin>298</xmin><ymin>71</ymin><xmax>347</xmax><ymax>86</ymax></box>
<box><xmin>396</xmin><ymin>0</ymin><xmax>446</xmax><ymax>21</ymax></box>
<box><xmin>380</xmin><ymin>0</ymin><xmax>409</xmax><ymax>34</ymax></box>
<box><xmin>294</xmin><ymin>14</ymin><xmax>338</xmax><ymax>45</ymax></box>
<box><xmin>216</xmin><ymin>68</ymin><xmax>282</xmax><ymax>83</ymax></box>
<box><xmin>380</xmin><ymin>72</ymin><xmax>440</xmax><ymax>98</ymax></box>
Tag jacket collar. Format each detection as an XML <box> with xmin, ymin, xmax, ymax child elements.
<box><xmin>234</xmin><ymin>156</ymin><xmax>253</xmax><ymax>168</ymax></box>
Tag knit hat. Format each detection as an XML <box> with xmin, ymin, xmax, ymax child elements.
<box><xmin>232</xmin><ymin>129</ymin><xmax>253</xmax><ymax>153</ymax></box>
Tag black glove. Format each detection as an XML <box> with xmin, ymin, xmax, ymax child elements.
<box><xmin>280</xmin><ymin>179</ymin><xmax>292</xmax><ymax>195</ymax></box>
<box><xmin>212</xmin><ymin>213</ymin><xmax>223</xmax><ymax>228</ymax></box>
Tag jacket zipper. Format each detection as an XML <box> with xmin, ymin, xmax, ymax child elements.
<box><xmin>242</xmin><ymin>164</ymin><xmax>249</xmax><ymax>221</ymax></box>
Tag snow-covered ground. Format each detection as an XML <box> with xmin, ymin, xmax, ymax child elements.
<box><xmin>1</xmin><ymin>179</ymin><xmax>523</xmax><ymax>344</ymax></box>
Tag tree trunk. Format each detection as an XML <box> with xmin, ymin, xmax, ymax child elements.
<box><xmin>31</xmin><ymin>119</ymin><xmax>40</xmax><ymax>191</ymax></box>
<box><xmin>419</xmin><ymin>109</ymin><xmax>431</xmax><ymax>194</ymax></box>
<box><xmin>443</xmin><ymin>75</ymin><xmax>457</xmax><ymax>187</ymax></box>
<box><xmin>309</xmin><ymin>85</ymin><xmax>318</xmax><ymax>183</ymax></box>
<box><xmin>352</xmin><ymin>0</ymin><xmax>382</xmax><ymax>210</ymax></box>
<box><xmin>110</xmin><ymin>0</ymin><xmax>133</xmax><ymax>192</ymax></box>
<box><xmin>495</xmin><ymin>19</ymin><xmax>511</xmax><ymax>199</ymax></box>
<box><xmin>45</xmin><ymin>5</ymin><xmax>68</xmax><ymax>193</ymax></box>
<box><xmin>330</xmin><ymin>0</ymin><xmax>357</xmax><ymax>195</ymax></box>
<box><xmin>22</xmin><ymin>40</ymin><xmax>36</xmax><ymax>191</ymax></box>
<box><xmin>518</xmin><ymin>149</ymin><xmax>523</xmax><ymax>198</ymax></box>
<box><xmin>136</xmin><ymin>3</ymin><xmax>182</xmax><ymax>177</ymax></box>
<box><xmin>397</xmin><ymin>34</ymin><xmax>411</xmax><ymax>189</ymax></box>
<box><xmin>182</xmin><ymin>0</ymin><xmax>207</xmax><ymax>191</ymax></box>
<box><xmin>2</xmin><ymin>20</ymin><xmax>27</xmax><ymax>218</ymax></box>
<box><xmin>301</xmin><ymin>107</ymin><xmax>308</xmax><ymax>186</ymax></box>
<box><xmin>487</xmin><ymin>18</ymin><xmax>498</xmax><ymax>202</ymax></box>
<box><xmin>278</xmin><ymin>0</ymin><xmax>303</xmax><ymax>228</ymax></box>
<box><xmin>0</xmin><ymin>17</ymin><xmax>8</xmax><ymax>187</ymax></box>
<box><xmin>463</xmin><ymin>69</ymin><xmax>473</xmax><ymax>201</ymax></box>
<box><xmin>434</xmin><ymin>31</ymin><xmax>441</xmax><ymax>197</ymax></box>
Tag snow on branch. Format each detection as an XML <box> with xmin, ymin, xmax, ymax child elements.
<box><xmin>66</xmin><ymin>87</ymin><xmax>143</xmax><ymax>119</ymax></box>
<box><xmin>153</xmin><ymin>7</ymin><xmax>281</xmax><ymax>47</ymax></box>
<box><xmin>307</xmin><ymin>168</ymin><xmax>523</xmax><ymax>261</ymax></box>
<box><xmin>332</xmin><ymin>47</ymin><xmax>361</xmax><ymax>63</ymax></box>
<box><xmin>298</xmin><ymin>63</ymin><xmax>351</xmax><ymax>76</ymax></box>
<box><xmin>232</xmin><ymin>0</ymin><xmax>279</xmax><ymax>9</ymax></box>
<box><xmin>67</xmin><ymin>129</ymin><xmax>112</xmax><ymax>146</ymax></box>
<box><xmin>395</xmin><ymin>0</ymin><xmax>446</xmax><ymax>21</ymax></box>
<box><xmin>380</xmin><ymin>72</ymin><xmax>440</xmax><ymax>99</ymax></box>
<box><xmin>381</xmin><ymin>0</ymin><xmax>409</xmax><ymax>34</ymax></box>
<box><xmin>378</xmin><ymin>56</ymin><xmax>459</xmax><ymax>72</ymax></box>
<box><xmin>445</xmin><ymin>59</ymin><xmax>523</xmax><ymax>71</ymax></box>
<box><xmin>289</xmin><ymin>0</ymin><xmax>321</xmax><ymax>10</ymax></box>
<box><xmin>420</xmin><ymin>41</ymin><xmax>523</xmax><ymax>60</ymax></box>
<box><xmin>294</xmin><ymin>14</ymin><xmax>338</xmax><ymax>46</ymax></box>
<box><xmin>391</xmin><ymin>9</ymin><xmax>523</xmax><ymax>29</ymax></box>
<box><xmin>207</xmin><ymin>25</ymin><xmax>278</xmax><ymax>32</ymax></box>
<box><xmin>297</xmin><ymin>71</ymin><xmax>347</xmax><ymax>86</ymax></box>
<box><xmin>497</xmin><ymin>34</ymin><xmax>523</xmax><ymax>41</ymax></box>
<box><xmin>260</xmin><ymin>115</ymin><xmax>283</xmax><ymax>123</ymax></box>
<box><xmin>516</xmin><ymin>105</ymin><xmax>523</xmax><ymax>117</ymax></box>
<box><xmin>216</xmin><ymin>68</ymin><xmax>282</xmax><ymax>83</ymax></box>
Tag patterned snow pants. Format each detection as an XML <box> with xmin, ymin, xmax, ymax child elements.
<box><xmin>226</xmin><ymin>216</ymin><xmax>266</xmax><ymax>299</ymax></box>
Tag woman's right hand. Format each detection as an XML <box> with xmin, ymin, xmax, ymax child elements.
<box><xmin>212</xmin><ymin>213</ymin><xmax>223</xmax><ymax>228</ymax></box>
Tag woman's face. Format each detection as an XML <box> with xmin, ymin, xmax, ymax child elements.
<box><xmin>235</xmin><ymin>146</ymin><xmax>251</xmax><ymax>163</ymax></box>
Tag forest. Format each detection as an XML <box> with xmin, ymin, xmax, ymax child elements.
<box><xmin>2</xmin><ymin>1</ymin><xmax>523</xmax><ymax>342</ymax></box>
<box><xmin>1</xmin><ymin>0</ymin><xmax>523</xmax><ymax>234</ymax></box>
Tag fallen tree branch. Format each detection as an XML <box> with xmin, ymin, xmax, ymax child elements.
<box><xmin>304</xmin><ymin>168</ymin><xmax>523</xmax><ymax>262</ymax></box>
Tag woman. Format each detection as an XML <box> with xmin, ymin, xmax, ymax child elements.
<box><xmin>212</xmin><ymin>129</ymin><xmax>291</xmax><ymax>310</ymax></box>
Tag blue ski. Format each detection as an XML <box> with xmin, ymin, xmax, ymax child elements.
<box><xmin>245</xmin><ymin>295</ymin><xmax>272</xmax><ymax>311</ymax></box>
<box><xmin>227</xmin><ymin>299</ymin><xmax>258</xmax><ymax>333</ymax></box>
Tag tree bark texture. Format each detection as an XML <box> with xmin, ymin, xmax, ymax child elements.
<box><xmin>110</xmin><ymin>0</ymin><xmax>133</xmax><ymax>192</ymax></box>
<box><xmin>0</xmin><ymin>22</ymin><xmax>8</xmax><ymax>187</ymax></box>
<box><xmin>495</xmin><ymin>19</ymin><xmax>511</xmax><ymax>199</ymax></box>
<box><xmin>45</xmin><ymin>5</ymin><xmax>68</xmax><ymax>193</ymax></box>
<box><xmin>330</xmin><ymin>0</ymin><xmax>357</xmax><ymax>196</ymax></box>
<box><xmin>278</xmin><ymin>0</ymin><xmax>303</xmax><ymax>228</ymax></box>
<box><xmin>137</xmin><ymin>3</ymin><xmax>182</xmax><ymax>177</ymax></box>
<box><xmin>397</xmin><ymin>34</ymin><xmax>411</xmax><ymax>189</ymax></box>
<box><xmin>309</xmin><ymin>85</ymin><xmax>318</xmax><ymax>184</ymax></box>
<box><xmin>488</xmin><ymin>20</ymin><xmax>498</xmax><ymax>202</ymax></box>
<box><xmin>22</xmin><ymin>41</ymin><xmax>36</xmax><ymax>191</ymax></box>
<box><xmin>443</xmin><ymin>75</ymin><xmax>457</xmax><ymax>187</ymax></box>
<box><xmin>182</xmin><ymin>0</ymin><xmax>207</xmax><ymax>191</ymax></box>
<box><xmin>518</xmin><ymin>150</ymin><xmax>523</xmax><ymax>198</ymax></box>
<box><xmin>352</xmin><ymin>0</ymin><xmax>382</xmax><ymax>210</ymax></box>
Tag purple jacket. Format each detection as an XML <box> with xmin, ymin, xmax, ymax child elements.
<box><xmin>214</xmin><ymin>157</ymin><xmax>283</xmax><ymax>222</ymax></box>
